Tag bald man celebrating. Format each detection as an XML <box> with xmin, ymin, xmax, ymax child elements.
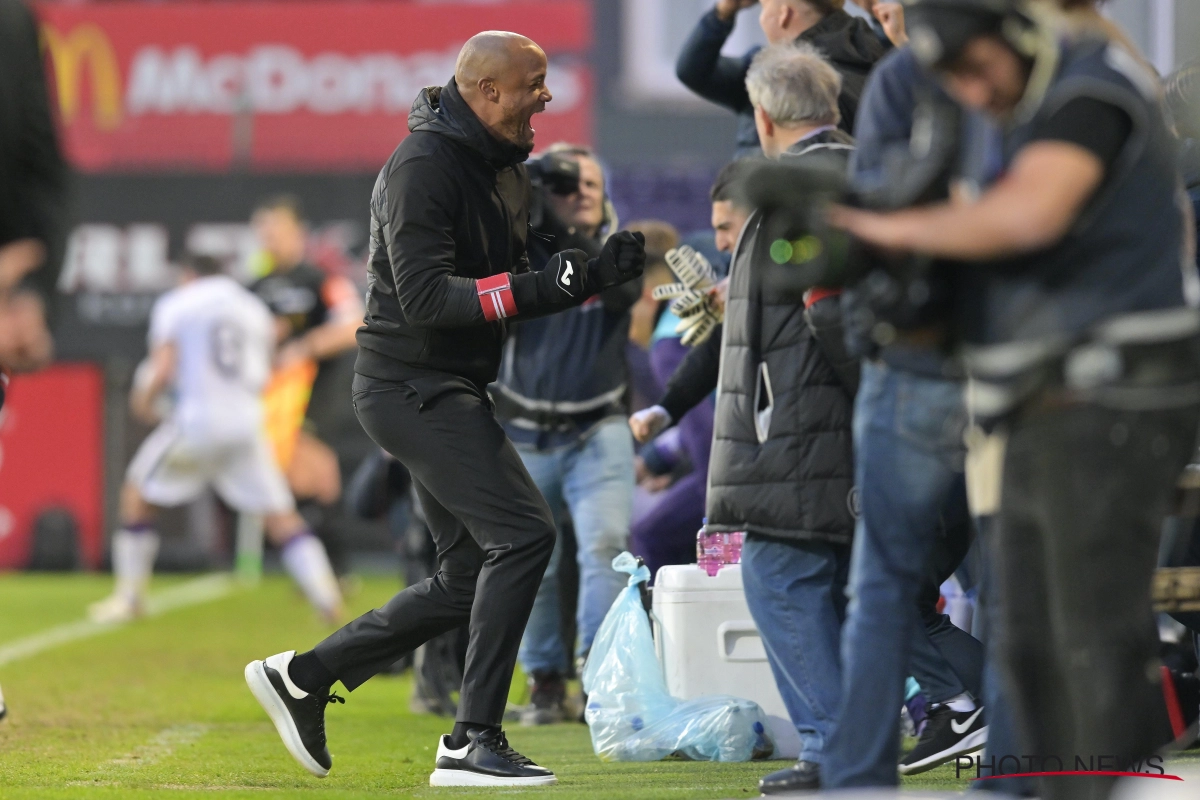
<box><xmin>245</xmin><ymin>32</ymin><xmax>644</xmax><ymax>787</ymax></box>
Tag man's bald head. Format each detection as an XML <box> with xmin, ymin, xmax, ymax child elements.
<box><xmin>453</xmin><ymin>31</ymin><xmax>552</xmax><ymax>154</ymax></box>
<box><xmin>455</xmin><ymin>32</ymin><xmax>541</xmax><ymax>89</ymax></box>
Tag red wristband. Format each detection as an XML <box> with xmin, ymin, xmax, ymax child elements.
<box><xmin>803</xmin><ymin>286</ymin><xmax>841</xmax><ymax>310</ymax></box>
<box><xmin>477</xmin><ymin>274</ymin><xmax>518</xmax><ymax>322</ymax></box>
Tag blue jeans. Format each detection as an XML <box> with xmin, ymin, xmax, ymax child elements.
<box><xmin>517</xmin><ymin>418</ymin><xmax>635</xmax><ymax>675</ymax></box>
<box><xmin>824</xmin><ymin>360</ymin><xmax>974</xmax><ymax>789</ymax></box>
<box><xmin>742</xmin><ymin>534</ymin><xmax>850</xmax><ymax>764</ymax></box>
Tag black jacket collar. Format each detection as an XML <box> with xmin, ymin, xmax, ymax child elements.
<box><xmin>783</xmin><ymin>127</ymin><xmax>856</xmax><ymax>157</ymax></box>
<box><xmin>407</xmin><ymin>79</ymin><xmax>531</xmax><ymax>170</ymax></box>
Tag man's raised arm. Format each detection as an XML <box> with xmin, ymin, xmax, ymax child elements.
<box><xmin>385</xmin><ymin>158</ymin><xmax>645</xmax><ymax>328</ymax></box>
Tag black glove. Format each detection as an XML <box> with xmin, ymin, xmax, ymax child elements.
<box><xmin>510</xmin><ymin>248</ymin><xmax>592</xmax><ymax>314</ymax></box>
<box><xmin>509</xmin><ymin>233</ymin><xmax>645</xmax><ymax>318</ymax></box>
<box><xmin>587</xmin><ymin>231</ymin><xmax>645</xmax><ymax>293</ymax></box>
<box><xmin>544</xmin><ymin>247</ymin><xmax>592</xmax><ymax>300</ymax></box>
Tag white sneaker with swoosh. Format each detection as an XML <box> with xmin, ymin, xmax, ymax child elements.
<box><xmin>899</xmin><ymin>704</ymin><xmax>988</xmax><ymax>776</ymax></box>
<box><xmin>950</xmin><ymin>707</ymin><xmax>985</xmax><ymax>735</ymax></box>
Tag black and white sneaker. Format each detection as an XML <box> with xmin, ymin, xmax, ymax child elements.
<box><xmin>0</xmin><ymin>682</ymin><xmax>6</xmax><ymax>721</ymax></box>
<box><xmin>245</xmin><ymin>651</ymin><xmax>344</xmax><ymax>778</ymax></box>
<box><xmin>429</xmin><ymin>729</ymin><xmax>557</xmax><ymax>786</ymax></box>
<box><xmin>898</xmin><ymin>705</ymin><xmax>987</xmax><ymax>775</ymax></box>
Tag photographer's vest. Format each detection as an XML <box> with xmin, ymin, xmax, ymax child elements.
<box><xmin>963</xmin><ymin>36</ymin><xmax>1200</xmax><ymax>418</ymax></box>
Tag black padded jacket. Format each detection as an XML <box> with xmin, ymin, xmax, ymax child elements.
<box><xmin>357</xmin><ymin>79</ymin><xmax>575</xmax><ymax>389</ymax></box>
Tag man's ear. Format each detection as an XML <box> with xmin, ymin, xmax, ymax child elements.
<box><xmin>754</xmin><ymin>105</ymin><xmax>775</xmax><ymax>139</ymax></box>
<box><xmin>478</xmin><ymin>77</ymin><xmax>500</xmax><ymax>103</ymax></box>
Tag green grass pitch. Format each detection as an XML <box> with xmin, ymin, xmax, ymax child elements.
<box><xmin>0</xmin><ymin>573</ymin><xmax>1194</xmax><ymax>798</ymax></box>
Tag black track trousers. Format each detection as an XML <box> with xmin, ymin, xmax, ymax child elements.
<box><xmin>995</xmin><ymin>401</ymin><xmax>1200</xmax><ymax>800</ymax></box>
<box><xmin>313</xmin><ymin>372</ymin><xmax>556</xmax><ymax>725</ymax></box>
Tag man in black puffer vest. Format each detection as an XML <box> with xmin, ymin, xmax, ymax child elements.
<box><xmin>246</xmin><ymin>32</ymin><xmax>644</xmax><ymax>788</ymax></box>
<box><xmin>632</xmin><ymin>43</ymin><xmax>857</xmax><ymax>794</ymax></box>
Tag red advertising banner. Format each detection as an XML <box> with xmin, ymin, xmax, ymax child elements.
<box><xmin>35</xmin><ymin>1</ymin><xmax>592</xmax><ymax>172</ymax></box>
<box><xmin>0</xmin><ymin>365</ymin><xmax>105</xmax><ymax>569</ymax></box>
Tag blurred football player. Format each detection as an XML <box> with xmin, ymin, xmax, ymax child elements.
<box><xmin>249</xmin><ymin>197</ymin><xmax>362</xmax><ymax>578</ymax></box>
<box><xmin>89</xmin><ymin>255</ymin><xmax>343</xmax><ymax>624</ymax></box>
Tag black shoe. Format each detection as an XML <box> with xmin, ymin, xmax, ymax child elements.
<box><xmin>245</xmin><ymin>651</ymin><xmax>345</xmax><ymax>778</ymax></box>
<box><xmin>898</xmin><ymin>704</ymin><xmax>987</xmax><ymax>775</ymax></box>
<box><xmin>430</xmin><ymin>728</ymin><xmax>557</xmax><ymax>786</ymax></box>
<box><xmin>0</xmin><ymin>682</ymin><xmax>6</xmax><ymax>721</ymax></box>
<box><xmin>520</xmin><ymin>671</ymin><xmax>566</xmax><ymax>726</ymax></box>
<box><xmin>759</xmin><ymin>760</ymin><xmax>820</xmax><ymax>795</ymax></box>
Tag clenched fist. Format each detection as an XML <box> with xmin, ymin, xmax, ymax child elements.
<box><xmin>544</xmin><ymin>248</ymin><xmax>592</xmax><ymax>299</ymax></box>
<box><xmin>589</xmin><ymin>230</ymin><xmax>646</xmax><ymax>293</ymax></box>
<box><xmin>629</xmin><ymin>405</ymin><xmax>672</xmax><ymax>443</ymax></box>
<box><xmin>715</xmin><ymin>0</ymin><xmax>758</xmax><ymax>23</ymax></box>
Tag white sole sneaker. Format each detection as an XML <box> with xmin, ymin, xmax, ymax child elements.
<box><xmin>429</xmin><ymin>768</ymin><xmax>558</xmax><ymax>787</ymax></box>
<box><xmin>897</xmin><ymin>727</ymin><xmax>988</xmax><ymax>775</ymax></box>
<box><xmin>244</xmin><ymin>660</ymin><xmax>329</xmax><ymax>778</ymax></box>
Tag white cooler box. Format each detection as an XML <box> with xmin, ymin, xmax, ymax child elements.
<box><xmin>652</xmin><ymin>563</ymin><xmax>800</xmax><ymax>760</ymax></box>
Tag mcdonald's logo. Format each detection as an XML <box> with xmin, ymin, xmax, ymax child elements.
<box><xmin>41</xmin><ymin>23</ymin><xmax>122</xmax><ymax>130</ymax></box>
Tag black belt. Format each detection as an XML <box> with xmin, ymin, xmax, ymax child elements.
<box><xmin>977</xmin><ymin>334</ymin><xmax>1200</xmax><ymax>420</ymax></box>
<box><xmin>489</xmin><ymin>390</ymin><xmax>623</xmax><ymax>434</ymax></box>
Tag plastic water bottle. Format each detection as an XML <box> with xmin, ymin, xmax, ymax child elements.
<box><xmin>696</xmin><ymin>520</ymin><xmax>745</xmax><ymax>577</ymax></box>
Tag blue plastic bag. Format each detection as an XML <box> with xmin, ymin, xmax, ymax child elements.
<box><xmin>581</xmin><ymin>552</ymin><xmax>775</xmax><ymax>762</ymax></box>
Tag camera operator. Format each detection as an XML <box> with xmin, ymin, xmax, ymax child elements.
<box><xmin>829</xmin><ymin>2</ymin><xmax>1200</xmax><ymax>797</ymax></box>
<box><xmin>809</xmin><ymin>36</ymin><xmax>997</xmax><ymax>789</ymax></box>
<box><xmin>490</xmin><ymin>143</ymin><xmax>639</xmax><ymax>726</ymax></box>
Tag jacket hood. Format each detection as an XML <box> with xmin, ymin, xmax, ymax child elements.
<box><xmin>408</xmin><ymin>79</ymin><xmax>531</xmax><ymax>169</ymax></box>
<box><xmin>799</xmin><ymin>9</ymin><xmax>887</xmax><ymax>73</ymax></box>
